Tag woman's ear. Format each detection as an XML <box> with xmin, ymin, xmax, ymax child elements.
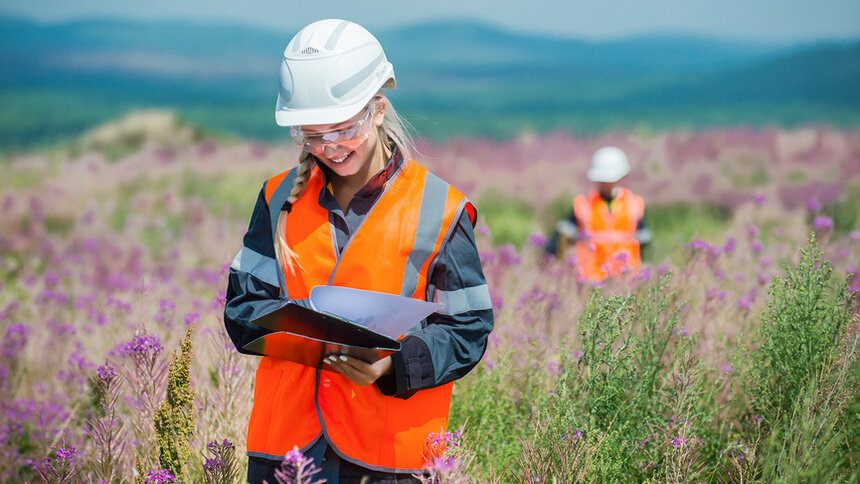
<box><xmin>374</xmin><ymin>98</ymin><xmax>387</xmax><ymax>127</ymax></box>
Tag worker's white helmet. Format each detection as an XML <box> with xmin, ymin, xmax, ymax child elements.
<box><xmin>275</xmin><ymin>19</ymin><xmax>396</xmax><ymax>127</ymax></box>
<box><xmin>587</xmin><ymin>146</ymin><xmax>630</xmax><ymax>183</ymax></box>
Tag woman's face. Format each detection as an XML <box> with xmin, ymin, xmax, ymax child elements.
<box><xmin>297</xmin><ymin>99</ymin><xmax>387</xmax><ymax>179</ymax></box>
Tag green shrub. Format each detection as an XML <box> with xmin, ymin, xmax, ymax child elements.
<box><xmin>747</xmin><ymin>236</ymin><xmax>854</xmax><ymax>425</ymax></box>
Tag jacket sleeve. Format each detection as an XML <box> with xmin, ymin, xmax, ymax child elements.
<box><xmin>545</xmin><ymin>209</ymin><xmax>578</xmax><ymax>256</ymax></box>
<box><xmin>224</xmin><ymin>184</ymin><xmax>310</xmax><ymax>355</ymax></box>
<box><xmin>376</xmin><ymin>209</ymin><xmax>494</xmax><ymax>397</ymax></box>
<box><xmin>635</xmin><ymin>209</ymin><xmax>652</xmax><ymax>247</ymax></box>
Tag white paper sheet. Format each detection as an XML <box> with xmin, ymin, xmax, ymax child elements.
<box><xmin>309</xmin><ymin>286</ymin><xmax>443</xmax><ymax>339</ymax></box>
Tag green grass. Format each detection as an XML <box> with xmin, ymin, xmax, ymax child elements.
<box><xmin>646</xmin><ymin>203</ymin><xmax>733</xmax><ymax>263</ymax></box>
<box><xmin>477</xmin><ymin>190</ymin><xmax>538</xmax><ymax>248</ymax></box>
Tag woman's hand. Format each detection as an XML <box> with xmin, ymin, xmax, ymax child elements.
<box><xmin>324</xmin><ymin>353</ymin><xmax>393</xmax><ymax>386</ymax></box>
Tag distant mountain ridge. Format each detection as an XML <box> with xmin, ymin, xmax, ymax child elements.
<box><xmin>0</xmin><ymin>15</ymin><xmax>858</xmax><ymax>149</ymax></box>
<box><xmin>0</xmin><ymin>16</ymin><xmax>789</xmax><ymax>81</ymax></box>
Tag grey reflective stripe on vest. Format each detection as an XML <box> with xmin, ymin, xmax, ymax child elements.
<box><xmin>331</xmin><ymin>53</ymin><xmax>384</xmax><ymax>99</ymax></box>
<box><xmin>400</xmin><ymin>172</ymin><xmax>449</xmax><ymax>298</ymax></box>
<box><xmin>433</xmin><ymin>284</ymin><xmax>492</xmax><ymax>316</ymax></box>
<box><xmin>268</xmin><ymin>168</ymin><xmax>300</xmax><ymax>295</ymax></box>
<box><xmin>230</xmin><ymin>247</ymin><xmax>282</xmax><ymax>289</ymax></box>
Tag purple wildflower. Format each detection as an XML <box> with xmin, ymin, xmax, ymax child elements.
<box><xmin>497</xmin><ymin>244</ymin><xmax>521</xmax><ymax>266</ymax></box>
<box><xmin>53</xmin><ymin>446</ymin><xmax>77</xmax><ymax>461</ymax></box>
<box><xmin>284</xmin><ymin>446</ymin><xmax>308</xmax><ymax>466</ymax></box>
<box><xmin>751</xmin><ymin>239</ymin><xmax>763</xmax><ymax>253</ymax></box>
<box><xmin>96</xmin><ymin>364</ymin><xmax>118</xmax><ymax>385</ymax></box>
<box><xmin>527</xmin><ymin>233</ymin><xmax>547</xmax><ymax>247</ymax></box>
<box><xmin>33</xmin><ymin>444</ymin><xmax>81</xmax><ymax>483</ymax></box>
<box><xmin>202</xmin><ymin>439</ymin><xmax>238</xmax><ymax>484</ymax></box>
<box><xmin>685</xmin><ymin>239</ymin><xmax>710</xmax><ymax>251</ymax></box>
<box><xmin>144</xmin><ymin>469</ymin><xmax>176</xmax><ymax>483</ymax></box>
<box><xmin>670</xmin><ymin>436</ymin><xmax>687</xmax><ymax>448</ymax></box>
<box><xmin>116</xmin><ymin>333</ymin><xmax>163</xmax><ymax>358</ymax></box>
<box><xmin>633</xmin><ymin>264</ymin><xmax>652</xmax><ymax>282</ymax></box>
<box><xmin>184</xmin><ymin>312</ymin><xmax>201</xmax><ymax>326</ymax></box>
<box><xmin>723</xmin><ymin>236</ymin><xmax>737</xmax><ymax>254</ymax></box>
<box><xmin>806</xmin><ymin>197</ymin><xmax>822</xmax><ymax>212</ymax></box>
<box><xmin>813</xmin><ymin>216</ymin><xmax>833</xmax><ymax>230</ymax></box>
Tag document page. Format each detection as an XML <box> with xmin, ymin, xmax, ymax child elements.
<box><xmin>309</xmin><ymin>286</ymin><xmax>443</xmax><ymax>339</ymax></box>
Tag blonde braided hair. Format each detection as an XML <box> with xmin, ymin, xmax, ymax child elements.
<box><xmin>273</xmin><ymin>94</ymin><xmax>414</xmax><ymax>275</ymax></box>
<box><xmin>274</xmin><ymin>150</ymin><xmax>313</xmax><ymax>274</ymax></box>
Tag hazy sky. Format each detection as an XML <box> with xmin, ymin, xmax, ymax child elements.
<box><xmin>2</xmin><ymin>0</ymin><xmax>859</xmax><ymax>42</ymax></box>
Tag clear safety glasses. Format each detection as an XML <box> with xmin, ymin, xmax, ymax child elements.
<box><xmin>290</xmin><ymin>102</ymin><xmax>377</xmax><ymax>155</ymax></box>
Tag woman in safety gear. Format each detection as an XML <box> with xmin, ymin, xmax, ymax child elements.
<box><xmin>545</xmin><ymin>146</ymin><xmax>652</xmax><ymax>281</ymax></box>
<box><xmin>223</xmin><ymin>19</ymin><xmax>494</xmax><ymax>484</ymax></box>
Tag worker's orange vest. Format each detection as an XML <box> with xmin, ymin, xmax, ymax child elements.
<box><xmin>573</xmin><ymin>188</ymin><xmax>644</xmax><ymax>281</ymax></box>
<box><xmin>246</xmin><ymin>159</ymin><xmax>471</xmax><ymax>473</ymax></box>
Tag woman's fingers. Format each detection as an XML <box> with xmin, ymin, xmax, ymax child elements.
<box><xmin>324</xmin><ymin>355</ymin><xmax>373</xmax><ymax>386</ymax></box>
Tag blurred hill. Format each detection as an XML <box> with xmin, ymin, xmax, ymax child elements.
<box><xmin>1</xmin><ymin>16</ymin><xmax>859</xmax><ymax>150</ymax></box>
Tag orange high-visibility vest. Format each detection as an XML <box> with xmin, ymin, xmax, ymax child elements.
<box><xmin>246</xmin><ymin>159</ymin><xmax>472</xmax><ymax>473</ymax></box>
<box><xmin>573</xmin><ymin>188</ymin><xmax>644</xmax><ymax>281</ymax></box>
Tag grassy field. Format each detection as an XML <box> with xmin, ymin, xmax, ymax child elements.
<box><xmin>0</xmin><ymin>117</ymin><xmax>858</xmax><ymax>482</ymax></box>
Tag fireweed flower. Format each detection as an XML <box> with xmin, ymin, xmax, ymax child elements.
<box><xmin>685</xmin><ymin>239</ymin><xmax>710</xmax><ymax>251</ymax></box>
<box><xmin>806</xmin><ymin>197</ymin><xmax>822</xmax><ymax>212</ymax></box>
<box><xmin>497</xmin><ymin>244</ymin><xmax>521</xmax><ymax>266</ymax></box>
<box><xmin>96</xmin><ymin>364</ymin><xmax>118</xmax><ymax>385</ymax></box>
<box><xmin>751</xmin><ymin>239</ymin><xmax>763</xmax><ymax>253</ymax></box>
<box><xmin>723</xmin><ymin>236</ymin><xmax>737</xmax><ymax>254</ymax></box>
<box><xmin>144</xmin><ymin>469</ymin><xmax>176</xmax><ymax>483</ymax></box>
<box><xmin>203</xmin><ymin>439</ymin><xmax>238</xmax><ymax>484</ymax></box>
<box><xmin>527</xmin><ymin>233</ymin><xmax>547</xmax><ymax>247</ymax></box>
<box><xmin>670</xmin><ymin>436</ymin><xmax>687</xmax><ymax>448</ymax></box>
<box><xmin>32</xmin><ymin>444</ymin><xmax>81</xmax><ymax>483</ymax></box>
<box><xmin>184</xmin><ymin>312</ymin><xmax>201</xmax><ymax>326</ymax></box>
<box><xmin>813</xmin><ymin>216</ymin><xmax>833</xmax><ymax>230</ymax></box>
<box><xmin>284</xmin><ymin>446</ymin><xmax>309</xmax><ymax>466</ymax></box>
<box><xmin>117</xmin><ymin>333</ymin><xmax>163</xmax><ymax>358</ymax></box>
<box><xmin>2</xmin><ymin>322</ymin><xmax>29</xmax><ymax>359</ymax></box>
<box><xmin>633</xmin><ymin>264</ymin><xmax>652</xmax><ymax>282</ymax></box>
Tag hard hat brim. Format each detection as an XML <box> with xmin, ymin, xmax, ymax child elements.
<box><xmin>276</xmin><ymin>98</ymin><xmax>367</xmax><ymax>127</ymax></box>
<box><xmin>587</xmin><ymin>168</ymin><xmax>627</xmax><ymax>183</ymax></box>
<box><xmin>275</xmin><ymin>77</ymin><xmax>396</xmax><ymax>127</ymax></box>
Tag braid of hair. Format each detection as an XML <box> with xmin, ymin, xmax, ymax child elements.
<box><xmin>274</xmin><ymin>151</ymin><xmax>313</xmax><ymax>274</ymax></box>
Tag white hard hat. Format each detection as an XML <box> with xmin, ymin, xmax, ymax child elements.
<box><xmin>587</xmin><ymin>146</ymin><xmax>630</xmax><ymax>183</ymax></box>
<box><xmin>275</xmin><ymin>19</ymin><xmax>396</xmax><ymax>127</ymax></box>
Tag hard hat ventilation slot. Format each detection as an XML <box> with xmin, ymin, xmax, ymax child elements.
<box><xmin>301</xmin><ymin>47</ymin><xmax>319</xmax><ymax>55</ymax></box>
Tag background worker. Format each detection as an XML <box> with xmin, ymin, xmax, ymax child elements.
<box><xmin>546</xmin><ymin>146</ymin><xmax>651</xmax><ymax>281</ymax></box>
<box><xmin>223</xmin><ymin>19</ymin><xmax>493</xmax><ymax>484</ymax></box>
